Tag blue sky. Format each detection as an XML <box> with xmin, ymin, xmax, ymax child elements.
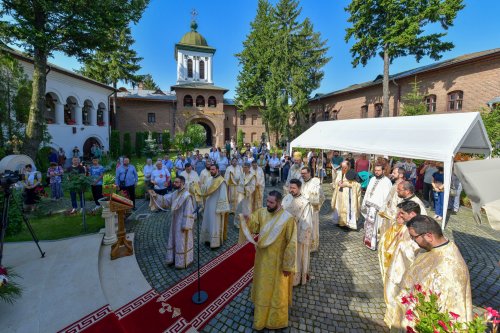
<box><xmin>50</xmin><ymin>0</ymin><xmax>500</xmax><ymax>99</ymax></box>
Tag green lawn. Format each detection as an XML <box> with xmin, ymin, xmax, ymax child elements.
<box><xmin>4</xmin><ymin>214</ymin><xmax>104</xmax><ymax>242</ymax></box>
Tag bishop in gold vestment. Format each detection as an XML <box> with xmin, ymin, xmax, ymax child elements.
<box><xmin>240</xmin><ymin>193</ymin><xmax>297</xmax><ymax>331</ymax></box>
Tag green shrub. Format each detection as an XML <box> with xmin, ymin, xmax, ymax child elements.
<box><xmin>110</xmin><ymin>130</ymin><xmax>121</xmax><ymax>158</ymax></box>
<box><xmin>35</xmin><ymin>146</ymin><xmax>52</xmax><ymax>182</ymax></box>
<box><xmin>122</xmin><ymin>132</ymin><xmax>132</xmax><ymax>157</ymax></box>
<box><xmin>0</xmin><ymin>189</ymin><xmax>24</xmax><ymax>236</ymax></box>
<box><xmin>162</xmin><ymin>130</ymin><xmax>171</xmax><ymax>153</ymax></box>
<box><xmin>237</xmin><ymin>129</ymin><xmax>244</xmax><ymax>149</ymax></box>
<box><xmin>135</xmin><ymin>132</ymin><xmax>144</xmax><ymax>158</ymax></box>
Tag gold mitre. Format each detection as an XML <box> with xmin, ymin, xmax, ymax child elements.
<box><xmin>292</xmin><ymin>151</ymin><xmax>302</xmax><ymax>159</ymax></box>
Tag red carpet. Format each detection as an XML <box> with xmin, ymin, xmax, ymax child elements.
<box><xmin>59</xmin><ymin>241</ymin><xmax>255</xmax><ymax>333</ymax></box>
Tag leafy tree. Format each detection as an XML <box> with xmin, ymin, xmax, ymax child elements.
<box><xmin>236</xmin><ymin>0</ymin><xmax>329</xmax><ymax>143</ymax></box>
<box><xmin>0</xmin><ymin>0</ymin><xmax>149</xmax><ymax>158</ymax></box>
<box><xmin>345</xmin><ymin>0</ymin><xmax>464</xmax><ymax>117</ymax></box>
<box><xmin>110</xmin><ymin>130</ymin><xmax>121</xmax><ymax>158</ymax></box>
<box><xmin>122</xmin><ymin>132</ymin><xmax>132</xmax><ymax>157</ymax></box>
<box><xmin>77</xmin><ymin>26</ymin><xmax>144</xmax><ymax>127</ymax></box>
<box><xmin>481</xmin><ymin>105</ymin><xmax>500</xmax><ymax>156</ymax></box>
<box><xmin>135</xmin><ymin>131</ymin><xmax>143</xmax><ymax>158</ymax></box>
<box><xmin>237</xmin><ymin>129</ymin><xmax>244</xmax><ymax>149</ymax></box>
<box><xmin>174</xmin><ymin>124</ymin><xmax>206</xmax><ymax>155</ymax></box>
<box><xmin>401</xmin><ymin>77</ymin><xmax>427</xmax><ymax>116</ymax></box>
<box><xmin>141</xmin><ymin>74</ymin><xmax>159</xmax><ymax>90</ymax></box>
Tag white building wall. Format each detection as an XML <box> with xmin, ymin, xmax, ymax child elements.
<box><xmin>17</xmin><ymin>60</ymin><xmax>112</xmax><ymax>159</ymax></box>
<box><xmin>176</xmin><ymin>49</ymin><xmax>213</xmax><ymax>84</ymax></box>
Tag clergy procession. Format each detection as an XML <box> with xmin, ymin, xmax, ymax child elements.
<box><xmin>147</xmin><ymin>148</ymin><xmax>476</xmax><ymax>332</ymax></box>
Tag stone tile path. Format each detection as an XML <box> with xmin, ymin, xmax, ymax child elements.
<box><xmin>128</xmin><ymin>184</ymin><xmax>500</xmax><ymax>333</ymax></box>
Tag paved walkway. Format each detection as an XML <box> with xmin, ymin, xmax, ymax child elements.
<box><xmin>128</xmin><ymin>184</ymin><xmax>500</xmax><ymax>333</ymax></box>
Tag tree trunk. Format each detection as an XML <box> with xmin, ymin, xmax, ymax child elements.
<box><xmin>24</xmin><ymin>48</ymin><xmax>48</xmax><ymax>158</ymax></box>
<box><xmin>383</xmin><ymin>46</ymin><xmax>390</xmax><ymax>117</ymax></box>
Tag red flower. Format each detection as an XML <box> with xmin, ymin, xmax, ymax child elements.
<box><xmin>401</xmin><ymin>296</ymin><xmax>410</xmax><ymax>305</ymax></box>
<box><xmin>406</xmin><ymin>326</ymin><xmax>416</xmax><ymax>333</ymax></box>
<box><xmin>486</xmin><ymin>307</ymin><xmax>499</xmax><ymax>319</ymax></box>
<box><xmin>408</xmin><ymin>293</ymin><xmax>417</xmax><ymax>303</ymax></box>
<box><xmin>415</xmin><ymin>284</ymin><xmax>423</xmax><ymax>292</ymax></box>
<box><xmin>405</xmin><ymin>309</ymin><xmax>415</xmax><ymax>321</ymax></box>
<box><xmin>449</xmin><ymin>311</ymin><xmax>460</xmax><ymax>320</ymax></box>
<box><xmin>437</xmin><ymin>320</ymin><xmax>448</xmax><ymax>331</ymax></box>
<box><xmin>0</xmin><ymin>266</ymin><xmax>7</xmax><ymax>275</ymax></box>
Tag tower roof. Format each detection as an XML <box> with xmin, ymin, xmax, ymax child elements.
<box><xmin>175</xmin><ymin>20</ymin><xmax>215</xmax><ymax>60</ymax></box>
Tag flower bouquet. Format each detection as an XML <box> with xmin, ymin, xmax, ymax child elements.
<box><xmin>0</xmin><ymin>266</ymin><xmax>22</xmax><ymax>304</ymax></box>
<box><xmin>402</xmin><ymin>284</ymin><xmax>498</xmax><ymax>333</ymax></box>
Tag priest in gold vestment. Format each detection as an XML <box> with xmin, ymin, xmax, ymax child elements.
<box><xmin>240</xmin><ymin>191</ymin><xmax>297</xmax><ymax>330</ymax></box>
<box><xmin>282</xmin><ymin>179</ymin><xmax>313</xmax><ymax>286</ymax></box>
<box><xmin>234</xmin><ymin>163</ymin><xmax>256</xmax><ymax>228</ymax></box>
<box><xmin>331</xmin><ymin>161</ymin><xmax>350</xmax><ymax>224</ymax></box>
<box><xmin>225</xmin><ymin>157</ymin><xmax>243</xmax><ymax>214</ymax></box>
<box><xmin>332</xmin><ymin>169</ymin><xmax>361</xmax><ymax>230</ymax></box>
<box><xmin>391</xmin><ymin>215</ymin><xmax>473</xmax><ymax>332</ymax></box>
<box><xmin>379</xmin><ymin>167</ymin><xmax>405</xmax><ymax>236</ymax></box>
<box><xmin>300</xmin><ymin>166</ymin><xmax>325</xmax><ymax>251</ymax></box>
<box><xmin>192</xmin><ymin>164</ymin><xmax>230</xmax><ymax>248</ymax></box>
<box><xmin>378</xmin><ymin>201</ymin><xmax>421</xmax><ymax>327</ymax></box>
<box><xmin>284</xmin><ymin>154</ymin><xmax>303</xmax><ymax>193</ymax></box>
<box><xmin>179</xmin><ymin>163</ymin><xmax>199</xmax><ymax>193</ymax></box>
<box><xmin>251</xmin><ymin>160</ymin><xmax>265</xmax><ymax>211</ymax></box>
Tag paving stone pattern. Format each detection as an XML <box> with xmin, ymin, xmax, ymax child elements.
<box><xmin>129</xmin><ymin>184</ymin><xmax>500</xmax><ymax>333</ymax></box>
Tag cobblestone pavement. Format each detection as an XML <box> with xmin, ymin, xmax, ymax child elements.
<box><xmin>128</xmin><ymin>183</ymin><xmax>500</xmax><ymax>333</ymax></box>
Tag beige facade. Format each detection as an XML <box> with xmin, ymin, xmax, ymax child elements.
<box><xmin>308</xmin><ymin>49</ymin><xmax>500</xmax><ymax>123</ymax></box>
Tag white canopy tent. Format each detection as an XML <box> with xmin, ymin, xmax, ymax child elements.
<box><xmin>290</xmin><ymin>112</ymin><xmax>492</xmax><ymax>229</ymax></box>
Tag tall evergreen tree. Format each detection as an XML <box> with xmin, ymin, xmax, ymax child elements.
<box><xmin>141</xmin><ymin>74</ymin><xmax>159</xmax><ymax>90</ymax></box>
<box><xmin>0</xmin><ymin>0</ymin><xmax>149</xmax><ymax>158</ymax></box>
<box><xmin>345</xmin><ymin>0</ymin><xmax>464</xmax><ymax>117</ymax></box>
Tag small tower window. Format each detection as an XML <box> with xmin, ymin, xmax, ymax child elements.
<box><xmin>184</xmin><ymin>95</ymin><xmax>193</xmax><ymax>107</ymax></box>
<box><xmin>187</xmin><ymin>59</ymin><xmax>193</xmax><ymax>78</ymax></box>
<box><xmin>200</xmin><ymin>60</ymin><xmax>205</xmax><ymax>80</ymax></box>
<box><xmin>208</xmin><ymin>96</ymin><xmax>217</xmax><ymax>108</ymax></box>
<box><xmin>196</xmin><ymin>95</ymin><xmax>205</xmax><ymax>107</ymax></box>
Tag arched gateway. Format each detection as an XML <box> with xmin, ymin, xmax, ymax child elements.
<box><xmin>191</xmin><ymin>119</ymin><xmax>215</xmax><ymax>147</ymax></box>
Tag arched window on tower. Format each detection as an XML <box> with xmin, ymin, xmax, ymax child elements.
<box><xmin>196</xmin><ymin>95</ymin><xmax>205</xmax><ymax>107</ymax></box>
<box><xmin>187</xmin><ymin>59</ymin><xmax>193</xmax><ymax>78</ymax></box>
<box><xmin>200</xmin><ymin>60</ymin><xmax>205</xmax><ymax>80</ymax></box>
<box><xmin>183</xmin><ymin>95</ymin><xmax>193</xmax><ymax>107</ymax></box>
<box><xmin>208</xmin><ymin>96</ymin><xmax>217</xmax><ymax>108</ymax></box>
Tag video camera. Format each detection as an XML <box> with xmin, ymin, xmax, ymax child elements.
<box><xmin>0</xmin><ymin>170</ymin><xmax>21</xmax><ymax>189</ymax></box>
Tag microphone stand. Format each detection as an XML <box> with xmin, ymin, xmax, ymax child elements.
<box><xmin>192</xmin><ymin>205</ymin><xmax>208</xmax><ymax>304</ymax></box>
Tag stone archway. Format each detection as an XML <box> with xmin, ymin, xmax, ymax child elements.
<box><xmin>191</xmin><ymin>119</ymin><xmax>216</xmax><ymax>147</ymax></box>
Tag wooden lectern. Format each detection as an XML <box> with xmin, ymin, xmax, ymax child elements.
<box><xmin>109</xmin><ymin>193</ymin><xmax>134</xmax><ymax>260</ymax></box>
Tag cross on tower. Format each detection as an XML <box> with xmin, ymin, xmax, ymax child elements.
<box><xmin>191</xmin><ymin>8</ymin><xmax>198</xmax><ymax>22</ymax></box>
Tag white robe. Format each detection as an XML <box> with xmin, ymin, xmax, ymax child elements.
<box><xmin>180</xmin><ymin>170</ymin><xmax>200</xmax><ymax>193</ymax></box>
<box><xmin>362</xmin><ymin>176</ymin><xmax>393</xmax><ymax>250</ymax></box>
<box><xmin>252</xmin><ymin>166</ymin><xmax>266</xmax><ymax>210</ymax></box>
<box><xmin>225</xmin><ymin>165</ymin><xmax>243</xmax><ymax>213</ymax></box>
<box><xmin>235</xmin><ymin>172</ymin><xmax>256</xmax><ymax>228</ymax></box>
<box><xmin>282</xmin><ymin>193</ymin><xmax>313</xmax><ymax>286</ymax></box>
<box><xmin>199</xmin><ymin>168</ymin><xmax>211</xmax><ymax>188</ymax></box>
<box><xmin>200</xmin><ymin>176</ymin><xmax>230</xmax><ymax>248</ymax></box>
<box><xmin>284</xmin><ymin>163</ymin><xmax>303</xmax><ymax>193</ymax></box>
<box><xmin>300</xmin><ymin>177</ymin><xmax>325</xmax><ymax>252</ymax></box>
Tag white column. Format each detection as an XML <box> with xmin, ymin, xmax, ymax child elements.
<box><xmin>207</xmin><ymin>57</ymin><xmax>212</xmax><ymax>83</ymax></box>
<box><xmin>90</xmin><ymin>107</ymin><xmax>97</xmax><ymax>126</ymax></box>
<box><xmin>177</xmin><ymin>52</ymin><xmax>182</xmax><ymax>83</ymax></box>
<box><xmin>55</xmin><ymin>102</ymin><xmax>64</xmax><ymax>125</ymax></box>
<box><xmin>75</xmin><ymin>105</ymin><xmax>83</xmax><ymax>125</ymax></box>
<box><xmin>194</xmin><ymin>57</ymin><xmax>199</xmax><ymax>80</ymax></box>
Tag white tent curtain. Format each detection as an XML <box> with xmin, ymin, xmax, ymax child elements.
<box><xmin>290</xmin><ymin>112</ymin><xmax>492</xmax><ymax>229</ymax></box>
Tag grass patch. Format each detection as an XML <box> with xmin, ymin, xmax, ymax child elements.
<box><xmin>4</xmin><ymin>213</ymin><xmax>104</xmax><ymax>242</ymax></box>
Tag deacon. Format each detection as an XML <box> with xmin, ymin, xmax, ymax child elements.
<box><xmin>378</xmin><ymin>201</ymin><xmax>420</xmax><ymax>327</ymax></box>
<box><xmin>331</xmin><ymin>161</ymin><xmax>351</xmax><ymax>224</ymax></box>
<box><xmin>282</xmin><ymin>179</ymin><xmax>313</xmax><ymax>286</ymax></box>
<box><xmin>251</xmin><ymin>160</ymin><xmax>266</xmax><ymax>211</ymax></box>
<box><xmin>235</xmin><ymin>163</ymin><xmax>256</xmax><ymax>228</ymax></box>
<box><xmin>195</xmin><ymin>164</ymin><xmax>230</xmax><ymax>248</ymax></box>
<box><xmin>332</xmin><ymin>169</ymin><xmax>362</xmax><ymax>230</ymax></box>
<box><xmin>391</xmin><ymin>215</ymin><xmax>472</xmax><ymax>332</ymax></box>
<box><xmin>240</xmin><ymin>191</ymin><xmax>297</xmax><ymax>331</ymax></box>
<box><xmin>361</xmin><ymin>164</ymin><xmax>393</xmax><ymax>250</ymax></box>
<box><xmin>299</xmin><ymin>166</ymin><xmax>325</xmax><ymax>252</ymax></box>
<box><xmin>225</xmin><ymin>157</ymin><xmax>243</xmax><ymax>214</ymax></box>
<box><xmin>179</xmin><ymin>163</ymin><xmax>199</xmax><ymax>193</ymax></box>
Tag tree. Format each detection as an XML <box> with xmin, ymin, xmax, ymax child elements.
<box><xmin>135</xmin><ymin>131</ymin><xmax>143</xmax><ymax>158</ymax></box>
<box><xmin>482</xmin><ymin>105</ymin><xmax>500</xmax><ymax>156</ymax></box>
<box><xmin>235</xmin><ymin>0</ymin><xmax>329</xmax><ymax>143</ymax></box>
<box><xmin>141</xmin><ymin>74</ymin><xmax>159</xmax><ymax>90</ymax></box>
<box><xmin>173</xmin><ymin>124</ymin><xmax>206</xmax><ymax>155</ymax></box>
<box><xmin>237</xmin><ymin>129</ymin><xmax>244</xmax><ymax>149</ymax></box>
<box><xmin>0</xmin><ymin>0</ymin><xmax>149</xmax><ymax>158</ymax></box>
<box><xmin>161</xmin><ymin>130</ymin><xmax>171</xmax><ymax>153</ymax></box>
<box><xmin>345</xmin><ymin>0</ymin><xmax>464</xmax><ymax>117</ymax></box>
<box><xmin>401</xmin><ymin>77</ymin><xmax>427</xmax><ymax>116</ymax></box>
<box><xmin>77</xmin><ymin>26</ymin><xmax>144</xmax><ymax>128</ymax></box>
<box><xmin>110</xmin><ymin>130</ymin><xmax>121</xmax><ymax>158</ymax></box>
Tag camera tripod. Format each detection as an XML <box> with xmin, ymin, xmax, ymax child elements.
<box><xmin>0</xmin><ymin>184</ymin><xmax>45</xmax><ymax>267</ymax></box>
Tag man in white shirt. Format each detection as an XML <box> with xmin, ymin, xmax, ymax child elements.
<box><xmin>209</xmin><ymin>147</ymin><xmax>220</xmax><ymax>162</ymax></box>
<box><xmin>151</xmin><ymin>160</ymin><xmax>170</xmax><ymax>196</ymax></box>
<box><xmin>268</xmin><ymin>152</ymin><xmax>281</xmax><ymax>185</ymax></box>
<box><xmin>217</xmin><ymin>151</ymin><xmax>229</xmax><ymax>176</ymax></box>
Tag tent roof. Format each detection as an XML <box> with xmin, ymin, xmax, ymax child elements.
<box><xmin>290</xmin><ymin>112</ymin><xmax>492</xmax><ymax>161</ymax></box>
